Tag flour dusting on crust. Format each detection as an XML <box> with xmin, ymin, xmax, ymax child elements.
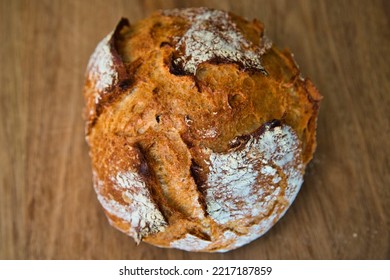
<box><xmin>94</xmin><ymin>171</ymin><xmax>167</xmax><ymax>243</ymax></box>
<box><xmin>87</xmin><ymin>32</ymin><xmax>118</xmax><ymax>94</ymax></box>
<box><xmin>204</xmin><ymin>124</ymin><xmax>303</xmax><ymax>225</ymax></box>
<box><xmin>164</xmin><ymin>8</ymin><xmax>271</xmax><ymax>75</ymax></box>
<box><xmin>170</xmin><ymin>234</ymin><xmax>212</xmax><ymax>251</ymax></box>
<box><xmin>217</xmin><ymin>214</ymin><xmax>278</xmax><ymax>252</ymax></box>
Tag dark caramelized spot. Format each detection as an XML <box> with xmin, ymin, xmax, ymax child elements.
<box><xmin>268</xmin><ymin>119</ymin><xmax>282</xmax><ymax>129</ymax></box>
<box><xmin>160</xmin><ymin>41</ymin><xmax>172</xmax><ymax>48</ymax></box>
<box><xmin>207</xmin><ymin>57</ymin><xmax>268</xmax><ymax>75</ymax></box>
<box><xmin>229</xmin><ymin>134</ymin><xmax>251</xmax><ymax>149</ymax></box>
<box><xmin>180</xmin><ymin>131</ymin><xmax>194</xmax><ymax>149</ymax></box>
<box><xmin>184</xmin><ymin>115</ymin><xmax>193</xmax><ymax>125</ymax></box>
<box><xmin>188</xmin><ymin>229</ymin><xmax>211</xmax><ymax>241</ymax></box>
<box><xmin>190</xmin><ymin>159</ymin><xmax>206</xmax><ymax>187</ymax></box>
<box><xmin>264</xmin><ymin>119</ymin><xmax>281</xmax><ymax>131</ymax></box>
<box><xmin>252</xmin><ymin>119</ymin><xmax>282</xmax><ymax>137</ymax></box>
<box><xmin>119</xmin><ymin>79</ymin><xmax>132</xmax><ymax>90</ymax></box>
<box><xmin>190</xmin><ymin>159</ymin><xmax>208</xmax><ymax>216</ymax></box>
<box><xmin>229</xmin><ymin>119</ymin><xmax>282</xmax><ymax>149</ymax></box>
<box><xmin>169</xmin><ymin>55</ymin><xmax>187</xmax><ymax>76</ymax></box>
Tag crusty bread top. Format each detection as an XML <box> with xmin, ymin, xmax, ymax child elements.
<box><xmin>84</xmin><ymin>7</ymin><xmax>322</xmax><ymax>251</ymax></box>
<box><xmin>163</xmin><ymin>8</ymin><xmax>270</xmax><ymax>75</ymax></box>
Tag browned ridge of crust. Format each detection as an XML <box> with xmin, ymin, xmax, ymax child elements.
<box><xmin>84</xmin><ymin>7</ymin><xmax>322</xmax><ymax>252</ymax></box>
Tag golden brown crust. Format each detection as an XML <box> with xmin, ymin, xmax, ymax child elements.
<box><xmin>84</xmin><ymin>7</ymin><xmax>321</xmax><ymax>252</ymax></box>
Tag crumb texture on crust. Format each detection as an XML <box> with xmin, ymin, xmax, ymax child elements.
<box><xmin>84</xmin><ymin>7</ymin><xmax>321</xmax><ymax>252</ymax></box>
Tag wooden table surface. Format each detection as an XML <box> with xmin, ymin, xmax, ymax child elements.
<box><xmin>1</xmin><ymin>0</ymin><xmax>389</xmax><ymax>260</ymax></box>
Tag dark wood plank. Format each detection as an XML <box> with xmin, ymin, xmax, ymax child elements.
<box><xmin>1</xmin><ymin>0</ymin><xmax>389</xmax><ymax>259</ymax></box>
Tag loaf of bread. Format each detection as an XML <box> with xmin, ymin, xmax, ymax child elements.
<box><xmin>83</xmin><ymin>7</ymin><xmax>321</xmax><ymax>252</ymax></box>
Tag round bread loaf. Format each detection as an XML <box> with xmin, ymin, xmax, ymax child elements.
<box><xmin>84</xmin><ymin>7</ymin><xmax>321</xmax><ymax>252</ymax></box>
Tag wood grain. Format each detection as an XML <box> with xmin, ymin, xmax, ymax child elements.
<box><xmin>0</xmin><ymin>0</ymin><xmax>389</xmax><ymax>259</ymax></box>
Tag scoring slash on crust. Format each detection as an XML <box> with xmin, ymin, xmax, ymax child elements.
<box><xmin>96</xmin><ymin>171</ymin><xmax>167</xmax><ymax>243</ymax></box>
<box><xmin>169</xmin><ymin>121</ymin><xmax>304</xmax><ymax>252</ymax></box>
<box><xmin>84</xmin><ymin>19</ymin><xmax>131</xmax><ymax>134</ymax></box>
<box><xmin>91</xmin><ymin>142</ymin><xmax>168</xmax><ymax>243</ymax></box>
